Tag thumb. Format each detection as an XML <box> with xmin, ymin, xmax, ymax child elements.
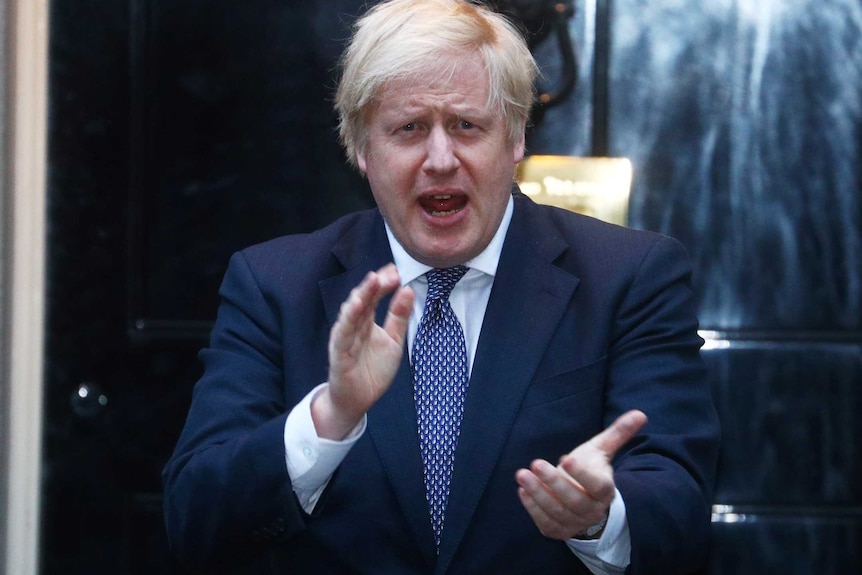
<box><xmin>588</xmin><ymin>409</ymin><xmax>647</xmax><ymax>459</ymax></box>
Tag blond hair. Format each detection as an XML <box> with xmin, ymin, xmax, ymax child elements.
<box><xmin>335</xmin><ymin>0</ymin><xmax>538</xmax><ymax>167</ymax></box>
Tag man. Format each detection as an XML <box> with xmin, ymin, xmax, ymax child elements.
<box><xmin>162</xmin><ymin>0</ymin><xmax>720</xmax><ymax>573</ymax></box>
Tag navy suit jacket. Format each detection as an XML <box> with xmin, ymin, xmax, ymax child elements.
<box><xmin>163</xmin><ymin>193</ymin><xmax>720</xmax><ymax>574</ymax></box>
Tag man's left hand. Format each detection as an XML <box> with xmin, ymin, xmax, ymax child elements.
<box><xmin>515</xmin><ymin>409</ymin><xmax>647</xmax><ymax>540</ymax></box>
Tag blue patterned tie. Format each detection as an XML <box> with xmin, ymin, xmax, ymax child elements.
<box><xmin>412</xmin><ymin>265</ymin><xmax>469</xmax><ymax>548</ymax></box>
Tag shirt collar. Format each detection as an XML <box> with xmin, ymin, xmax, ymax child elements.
<box><xmin>385</xmin><ymin>194</ymin><xmax>514</xmax><ymax>286</ymax></box>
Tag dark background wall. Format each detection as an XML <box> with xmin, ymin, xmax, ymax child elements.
<box><xmin>44</xmin><ymin>0</ymin><xmax>861</xmax><ymax>573</ymax></box>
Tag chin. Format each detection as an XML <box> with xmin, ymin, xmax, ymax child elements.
<box><xmin>427</xmin><ymin>248</ymin><xmax>476</xmax><ymax>268</ymax></box>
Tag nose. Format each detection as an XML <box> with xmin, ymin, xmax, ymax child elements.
<box><xmin>422</xmin><ymin>126</ymin><xmax>459</xmax><ymax>174</ymax></box>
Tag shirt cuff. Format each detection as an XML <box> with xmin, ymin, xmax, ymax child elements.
<box><xmin>284</xmin><ymin>383</ymin><xmax>366</xmax><ymax>512</ymax></box>
<box><xmin>565</xmin><ymin>487</ymin><xmax>630</xmax><ymax>575</ymax></box>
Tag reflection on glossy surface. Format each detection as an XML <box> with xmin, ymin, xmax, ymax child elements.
<box><xmin>610</xmin><ymin>0</ymin><xmax>862</xmax><ymax>331</ymax></box>
<box><xmin>530</xmin><ymin>0</ymin><xmax>862</xmax><ymax>330</ymax></box>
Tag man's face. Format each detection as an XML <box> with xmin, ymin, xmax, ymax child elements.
<box><xmin>357</xmin><ymin>53</ymin><xmax>525</xmax><ymax>269</ymax></box>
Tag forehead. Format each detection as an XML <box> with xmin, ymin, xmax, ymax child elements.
<box><xmin>372</xmin><ymin>52</ymin><xmax>492</xmax><ymax>117</ymax></box>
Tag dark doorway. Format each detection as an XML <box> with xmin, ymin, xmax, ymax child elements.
<box><xmin>43</xmin><ymin>1</ymin><xmax>368</xmax><ymax>572</ymax></box>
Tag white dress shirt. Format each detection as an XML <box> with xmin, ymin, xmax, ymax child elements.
<box><xmin>282</xmin><ymin>196</ymin><xmax>630</xmax><ymax>574</ymax></box>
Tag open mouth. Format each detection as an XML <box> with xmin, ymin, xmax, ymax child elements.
<box><xmin>419</xmin><ymin>194</ymin><xmax>467</xmax><ymax>216</ymax></box>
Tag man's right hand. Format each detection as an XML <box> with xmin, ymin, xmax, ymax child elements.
<box><xmin>312</xmin><ymin>263</ymin><xmax>414</xmax><ymax>440</ymax></box>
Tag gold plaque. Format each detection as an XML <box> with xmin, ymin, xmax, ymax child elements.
<box><xmin>515</xmin><ymin>156</ymin><xmax>632</xmax><ymax>226</ymax></box>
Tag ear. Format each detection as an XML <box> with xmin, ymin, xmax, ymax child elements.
<box><xmin>513</xmin><ymin>130</ymin><xmax>526</xmax><ymax>164</ymax></box>
<box><xmin>356</xmin><ymin>150</ymin><xmax>368</xmax><ymax>173</ymax></box>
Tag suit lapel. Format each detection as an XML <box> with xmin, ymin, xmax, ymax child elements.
<box><xmin>319</xmin><ymin>211</ymin><xmax>437</xmax><ymax>566</ymax></box>
<box><xmin>436</xmin><ymin>197</ymin><xmax>580</xmax><ymax>572</ymax></box>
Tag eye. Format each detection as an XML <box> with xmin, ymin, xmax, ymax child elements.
<box><xmin>458</xmin><ymin>119</ymin><xmax>475</xmax><ymax>130</ymax></box>
<box><xmin>401</xmin><ymin>122</ymin><xmax>417</xmax><ymax>132</ymax></box>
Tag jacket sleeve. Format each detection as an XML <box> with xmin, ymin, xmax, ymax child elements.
<box><xmin>605</xmin><ymin>236</ymin><xmax>720</xmax><ymax>575</ymax></box>
<box><xmin>161</xmin><ymin>250</ymin><xmax>308</xmax><ymax>572</ymax></box>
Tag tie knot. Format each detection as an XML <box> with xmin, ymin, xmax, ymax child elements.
<box><xmin>425</xmin><ymin>265</ymin><xmax>468</xmax><ymax>302</ymax></box>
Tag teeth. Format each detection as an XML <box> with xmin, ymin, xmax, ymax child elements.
<box><xmin>433</xmin><ymin>194</ymin><xmax>452</xmax><ymax>199</ymax></box>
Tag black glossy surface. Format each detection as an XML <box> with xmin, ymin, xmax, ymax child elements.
<box><xmin>45</xmin><ymin>1</ymin><xmax>368</xmax><ymax>573</ymax></box>
<box><xmin>705</xmin><ymin>343</ymin><xmax>862</xmax><ymax>506</ymax></box>
<box><xmin>710</xmin><ymin>514</ymin><xmax>862</xmax><ymax>574</ymax></box>
<box><xmin>131</xmin><ymin>0</ymin><xmax>372</xmax><ymax>328</ymax></box>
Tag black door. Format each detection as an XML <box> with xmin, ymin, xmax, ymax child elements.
<box><xmin>43</xmin><ymin>1</ymin><xmax>369</xmax><ymax>572</ymax></box>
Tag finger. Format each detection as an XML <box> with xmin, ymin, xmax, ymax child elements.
<box><xmin>359</xmin><ymin>264</ymin><xmax>406</xmax><ymax>326</ymax></box>
<box><xmin>530</xmin><ymin>460</ymin><xmax>606</xmax><ymax>521</ymax></box>
<box><xmin>515</xmin><ymin>466</ymin><xmax>598</xmax><ymax>540</ymax></box>
<box><xmin>531</xmin><ymin>458</ymin><xmax>583</xmax><ymax>496</ymax></box>
<box><xmin>333</xmin><ymin>265</ymin><xmax>402</xmax><ymax>344</ymax></box>
<box><xmin>382</xmin><ymin>286</ymin><xmax>414</xmax><ymax>347</ymax></box>
<box><xmin>586</xmin><ymin>409</ymin><xmax>647</xmax><ymax>459</ymax></box>
<box><xmin>517</xmin><ymin>485</ymin><xmax>563</xmax><ymax>538</ymax></box>
<box><xmin>518</xmin><ymin>462</ymin><xmax>595</xmax><ymax>523</ymax></box>
<box><xmin>516</xmin><ymin>461</ymin><xmax>570</xmax><ymax>511</ymax></box>
<box><xmin>556</xmin><ymin>410</ymin><xmax>646</xmax><ymax>503</ymax></box>
<box><xmin>515</xmin><ymin>468</ymin><xmax>568</xmax><ymax>538</ymax></box>
<box><xmin>331</xmin><ymin>271</ymin><xmax>381</xmax><ymax>351</ymax></box>
<box><xmin>559</xmin><ymin>452</ymin><xmax>616</xmax><ymax>505</ymax></box>
<box><xmin>374</xmin><ymin>262</ymin><xmax>402</xmax><ymax>292</ymax></box>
